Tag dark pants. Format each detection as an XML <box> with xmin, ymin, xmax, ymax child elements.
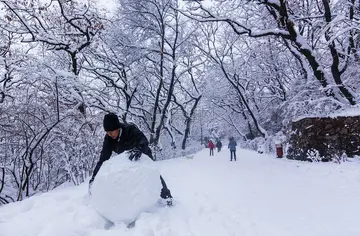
<box><xmin>146</xmin><ymin>151</ymin><xmax>172</xmax><ymax>199</ymax></box>
<box><xmin>230</xmin><ymin>150</ymin><xmax>236</xmax><ymax>161</ymax></box>
<box><xmin>210</xmin><ymin>148</ymin><xmax>214</xmax><ymax>156</ymax></box>
<box><xmin>160</xmin><ymin>175</ymin><xmax>172</xmax><ymax>199</ymax></box>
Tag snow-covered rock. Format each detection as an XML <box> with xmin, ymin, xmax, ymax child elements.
<box><xmin>90</xmin><ymin>153</ymin><xmax>161</xmax><ymax>224</ymax></box>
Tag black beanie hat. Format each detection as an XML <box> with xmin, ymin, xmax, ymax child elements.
<box><xmin>103</xmin><ymin>113</ymin><xmax>120</xmax><ymax>131</ymax></box>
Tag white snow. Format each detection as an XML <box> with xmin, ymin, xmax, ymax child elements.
<box><xmin>329</xmin><ymin>106</ymin><xmax>360</xmax><ymax>118</ymax></box>
<box><xmin>90</xmin><ymin>155</ymin><xmax>160</xmax><ymax>224</ymax></box>
<box><xmin>293</xmin><ymin>106</ymin><xmax>360</xmax><ymax>121</ymax></box>
<box><xmin>1</xmin><ymin>148</ymin><xmax>360</xmax><ymax>236</ymax></box>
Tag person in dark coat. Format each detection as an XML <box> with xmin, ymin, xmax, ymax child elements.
<box><xmin>228</xmin><ymin>137</ymin><xmax>237</xmax><ymax>161</ymax></box>
<box><xmin>208</xmin><ymin>140</ymin><xmax>215</xmax><ymax>156</ymax></box>
<box><xmin>89</xmin><ymin>113</ymin><xmax>173</xmax><ymax>205</ymax></box>
<box><xmin>216</xmin><ymin>140</ymin><xmax>222</xmax><ymax>152</ymax></box>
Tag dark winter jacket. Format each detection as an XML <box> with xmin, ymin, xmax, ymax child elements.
<box><xmin>216</xmin><ymin>141</ymin><xmax>222</xmax><ymax>149</ymax></box>
<box><xmin>228</xmin><ymin>140</ymin><xmax>237</xmax><ymax>151</ymax></box>
<box><xmin>91</xmin><ymin>123</ymin><xmax>153</xmax><ymax>181</ymax></box>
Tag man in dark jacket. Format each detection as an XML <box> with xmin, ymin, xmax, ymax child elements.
<box><xmin>89</xmin><ymin>113</ymin><xmax>173</xmax><ymax>205</ymax></box>
<box><xmin>228</xmin><ymin>137</ymin><xmax>237</xmax><ymax>161</ymax></box>
<box><xmin>216</xmin><ymin>140</ymin><xmax>222</xmax><ymax>152</ymax></box>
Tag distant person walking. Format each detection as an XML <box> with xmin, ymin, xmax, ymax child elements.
<box><xmin>228</xmin><ymin>137</ymin><xmax>237</xmax><ymax>161</ymax></box>
<box><xmin>216</xmin><ymin>140</ymin><xmax>222</xmax><ymax>152</ymax></box>
<box><xmin>208</xmin><ymin>140</ymin><xmax>215</xmax><ymax>156</ymax></box>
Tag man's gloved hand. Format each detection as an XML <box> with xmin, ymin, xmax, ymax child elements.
<box><xmin>160</xmin><ymin>187</ymin><xmax>173</xmax><ymax>206</ymax></box>
<box><xmin>160</xmin><ymin>187</ymin><xmax>172</xmax><ymax>199</ymax></box>
<box><xmin>128</xmin><ymin>148</ymin><xmax>142</xmax><ymax>161</ymax></box>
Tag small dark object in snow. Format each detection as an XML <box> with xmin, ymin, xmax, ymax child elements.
<box><xmin>127</xmin><ymin>220</ymin><xmax>136</xmax><ymax>228</ymax></box>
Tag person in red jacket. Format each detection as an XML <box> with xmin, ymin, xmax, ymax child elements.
<box><xmin>208</xmin><ymin>140</ymin><xmax>215</xmax><ymax>156</ymax></box>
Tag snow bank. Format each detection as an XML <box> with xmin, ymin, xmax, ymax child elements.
<box><xmin>90</xmin><ymin>153</ymin><xmax>161</xmax><ymax>224</ymax></box>
<box><xmin>329</xmin><ymin>106</ymin><xmax>360</xmax><ymax>117</ymax></box>
<box><xmin>2</xmin><ymin>149</ymin><xmax>360</xmax><ymax>236</ymax></box>
<box><xmin>293</xmin><ymin>106</ymin><xmax>360</xmax><ymax>121</ymax></box>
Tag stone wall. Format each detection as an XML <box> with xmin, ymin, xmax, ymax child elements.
<box><xmin>287</xmin><ymin>116</ymin><xmax>360</xmax><ymax>161</ymax></box>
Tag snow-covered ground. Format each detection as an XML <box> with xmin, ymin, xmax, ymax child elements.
<box><xmin>1</xmin><ymin>148</ymin><xmax>360</xmax><ymax>236</ymax></box>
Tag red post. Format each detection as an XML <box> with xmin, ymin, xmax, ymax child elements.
<box><xmin>276</xmin><ymin>143</ymin><xmax>283</xmax><ymax>158</ymax></box>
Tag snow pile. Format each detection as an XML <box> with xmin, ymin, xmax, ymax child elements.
<box><xmin>90</xmin><ymin>153</ymin><xmax>161</xmax><ymax>224</ymax></box>
<box><xmin>2</xmin><ymin>149</ymin><xmax>360</xmax><ymax>236</ymax></box>
<box><xmin>329</xmin><ymin>106</ymin><xmax>360</xmax><ymax>117</ymax></box>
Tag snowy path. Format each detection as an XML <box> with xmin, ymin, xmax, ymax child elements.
<box><xmin>1</xmin><ymin>148</ymin><xmax>360</xmax><ymax>236</ymax></box>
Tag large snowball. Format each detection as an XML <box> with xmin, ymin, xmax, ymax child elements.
<box><xmin>90</xmin><ymin>153</ymin><xmax>161</xmax><ymax>224</ymax></box>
